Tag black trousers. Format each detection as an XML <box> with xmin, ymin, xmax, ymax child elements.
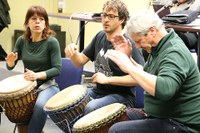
<box><xmin>176</xmin><ymin>31</ymin><xmax>198</xmax><ymax>52</ymax></box>
<box><xmin>0</xmin><ymin>106</ymin><xmax>2</xmax><ymax>124</ymax></box>
<box><xmin>108</xmin><ymin>108</ymin><xmax>190</xmax><ymax>133</ymax></box>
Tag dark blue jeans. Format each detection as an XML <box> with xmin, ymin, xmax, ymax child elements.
<box><xmin>84</xmin><ymin>88</ymin><xmax>134</xmax><ymax>115</ymax></box>
<box><xmin>108</xmin><ymin>108</ymin><xmax>189</xmax><ymax>133</ymax></box>
<box><xmin>28</xmin><ymin>86</ymin><xmax>60</xmax><ymax>133</ymax></box>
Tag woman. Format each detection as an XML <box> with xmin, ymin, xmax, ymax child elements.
<box><xmin>5</xmin><ymin>5</ymin><xmax>61</xmax><ymax>133</ymax></box>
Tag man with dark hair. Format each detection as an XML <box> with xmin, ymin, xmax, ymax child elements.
<box><xmin>65</xmin><ymin>0</ymin><xmax>144</xmax><ymax>115</ymax></box>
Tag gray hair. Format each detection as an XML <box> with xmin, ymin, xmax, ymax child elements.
<box><xmin>126</xmin><ymin>10</ymin><xmax>164</xmax><ymax>35</ymax></box>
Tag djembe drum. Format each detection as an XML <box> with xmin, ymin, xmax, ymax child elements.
<box><xmin>73</xmin><ymin>103</ymin><xmax>128</xmax><ymax>133</ymax></box>
<box><xmin>0</xmin><ymin>74</ymin><xmax>37</xmax><ymax>124</ymax></box>
<box><xmin>44</xmin><ymin>84</ymin><xmax>90</xmax><ymax>133</ymax></box>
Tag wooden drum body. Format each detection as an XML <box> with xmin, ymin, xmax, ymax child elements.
<box><xmin>0</xmin><ymin>74</ymin><xmax>37</xmax><ymax>124</ymax></box>
<box><xmin>44</xmin><ymin>84</ymin><xmax>90</xmax><ymax>133</ymax></box>
<box><xmin>73</xmin><ymin>103</ymin><xmax>128</xmax><ymax>133</ymax></box>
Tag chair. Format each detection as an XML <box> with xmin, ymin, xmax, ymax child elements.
<box><xmin>55</xmin><ymin>58</ymin><xmax>83</xmax><ymax>91</ymax></box>
<box><xmin>135</xmin><ymin>86</ymin><xmax>144</xmax><ymax>108</ymax></box>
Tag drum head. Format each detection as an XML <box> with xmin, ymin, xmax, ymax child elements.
<box><xmin>45</xmin><ymin>85</ymin><xmax>86</xmax><ymax>110</ymax></box>
<box><xmin>0</xmin><ymin>74</ymin><xmax>37</xmax><ymax>100</ymax></box>
<box><xmin>73</xmin><ymin>103</ymin><xmax>126</xmax><ymax>130</ymax></box>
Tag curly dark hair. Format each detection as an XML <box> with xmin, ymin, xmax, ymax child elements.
<box><xmin>102</xmin><ymin>0</ymin><xmax>129</xmax><ymax>29</ymax></box>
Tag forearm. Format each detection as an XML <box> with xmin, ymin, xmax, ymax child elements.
<box><xmin>7</xmin><ymin>61</ymin><xmax>15</xmax><ymax>68</ymax></box>
<box><xmin>128</xmin><ymin>67</ymin><xmax>157</xmax><ymax>96</ymax></box>
<box><xmin>6</xmin><ymin>60</ymin><xmax>17</xmax><ymax>70</ymax></box>
<box><xmin>36</xmin><ymin>71</ymin><xmax>47</xmax><ymax>80</ymax></box>
<box><xmin>6</xmin><ymin>62</ymin><xmax>15</xmax><ymax>70</ymax></box>
<box><xmin>107</xmin><ymin>75</ymin><xmax>138</xmax><ymax>87</ymax></box>
<box><xmin>70</xmin><ymin>52</ymin><xmax>88</xmax><ymax>67</ymax></box>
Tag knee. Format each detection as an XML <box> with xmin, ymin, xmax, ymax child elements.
<box><xmin>33</xmin><ymin>103</ymin><xmax>45</xmax><ymax>116</ymax></box>
<box><xmin>33</xmin><ymin>98</ymin><xmax>47</xmax><ymax>114</ymax></box>
<box><xmin>108</xmin><ymin>123</ymin><xmax>120</xmax><ymax>133</ymax></box>
<box><xmin>84</xmin><ymin>101</ymin><xmax>97</xmax><ymax>115</ymax></box>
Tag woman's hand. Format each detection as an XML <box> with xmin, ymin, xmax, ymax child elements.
<box><xmin>24</xmin><ymin>68</ymin><xmax>38</xmax><ymax>81</ymax></box>
<box><xmin>5</xmin><ymin>52</ymin><xmax>18</xmax><ymax>67</ymax></box>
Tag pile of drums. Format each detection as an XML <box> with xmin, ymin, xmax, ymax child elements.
<box><xmin>44</xmin><ymin>84</ymin><xmax>128</xmax><ymax>133</ymax></box>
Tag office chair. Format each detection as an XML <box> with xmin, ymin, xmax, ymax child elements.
<box><xmin>55</xmin><ymin>58</ymin><xmax>83</xmax><ymax>91</ymax></box>
<box><xmin>135</xmin><ymin>86</ymin><xmax>144</xmax><ymax>108</ymax></box>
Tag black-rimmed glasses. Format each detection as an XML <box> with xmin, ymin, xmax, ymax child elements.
<box><xmin>100</xmin><ymin>13</ymin><xmax>119</xmax><ymax>20</ymax></box>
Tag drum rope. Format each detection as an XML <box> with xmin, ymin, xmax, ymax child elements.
<box><xmin>13</xmin><ymin>124</ymin><xmax>17</xmax><ymax>133</ymax></box>
<box><xmin>0</xmin><ymin>103</ymin><xmax>5</xmax><ymax>124</ymax></box>
<box><xmin>0</xmin><ymin>102</ymin><xmax>5</xmax><ymax>111</ymax></box>
<box><xmin>65</xmin><ymin>119</ymin><xmax>72</xmax><ymax>133</ymax></box>
<box><xmin>0</xmin><ymin>103</ymin><xmax>3</xmax><ymax>125</ymax></box>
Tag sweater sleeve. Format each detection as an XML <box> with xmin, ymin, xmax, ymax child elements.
<box><xmin>155</xmin><ymin>50</ymin><xmax>190</xmax><ymax>101</ymax></box>
<box><xmin>45</xmin><ymin>37</ymin><xmax>61</xmax><ymax>79</ymax></box>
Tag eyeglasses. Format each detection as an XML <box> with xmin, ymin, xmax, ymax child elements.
<box><xmin>100</xmin><ymin>13</ymin><xmax>119</xmax><ymax>20</ymax></box>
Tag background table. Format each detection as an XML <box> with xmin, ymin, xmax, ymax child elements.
<box><xmin>48</xmin><ymin>13</ymin><xmax>101</xmax><ymax>52</ymax></box>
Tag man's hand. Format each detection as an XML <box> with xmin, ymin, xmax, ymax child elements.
<box><xmin>111</xmin><ymin>33</ymin><xmax>132</xmax><ymax>57</ymax></box>
<box><xmin>92</xmin><ymin>72</ymin><xmax>109</xmax><ymax>84</ymax></box>
<box><xmin>107</xmin><ymin>50</ymin><xmax>135</xmax><ymax>74</ymax></box>
<box><xmin>65</xmin><ymin>43</ymin><xmax>78</xmax><ymax>58</ymax></box>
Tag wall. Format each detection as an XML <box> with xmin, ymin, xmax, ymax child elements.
<box><xmin>0</xmin><ymin>0</ymin><xmax>151</xmax><ymax>53</ymax></box>
<box><xmin>0</xmin><ymin>0</ymin><xmax>40</xmax><ymax>52</ymax></box>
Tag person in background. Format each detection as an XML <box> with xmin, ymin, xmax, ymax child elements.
<box><xmin>5</xmin><ymin>5</ymin><xmax>61</xmax><ymax>133</ymax></box>
<box><xmin>188</xmin><ymin>0</ymin><xmax>200</xmax><ymax>11</ymax></box>
<box><xmin>171</xmin><ymin>0</ymin><xmax>200</xmax><ymax>12</ymax></box>
<box><xmin>161</xmin><ymin>0</ymin><xmax>200</xmax><ymax>52</ymax></box>
<box><xmin>161</xmin><ymin>0</ymin><xmax>200</xmax><ymax>11</ymax></box>
<box><xmin>107</xmin><ymin>10</ymin><xmax>200</xmax><ymax>133</ymax></box>
<box><xmin>65</xmin><ymin>0</ymin><xmax>144</xmax><ymax>115</ymax></box>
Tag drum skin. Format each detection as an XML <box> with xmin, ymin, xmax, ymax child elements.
<box><xmin>0</xmin><ymin>74</ymin><xmax>37</xmax><ymax>124</ymax></box>
<box><xmin>73</xmin><ymin>103</ymin><xmax>128</xmax><ymax>133</ymax></box>
<box><xmin>44</xmin><ymin>84</ymin><xmax>90</xmax><ymax>133</ymax></box>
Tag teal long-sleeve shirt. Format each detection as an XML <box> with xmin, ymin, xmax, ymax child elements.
<box><xmin>7</xmin><ymin>36</ymin><xmax>61</xmax><ymax>86</ymax></box>
<box><xmin>144</xmin><ymin>29</ymin><xmax>200</xmax><ymax>133</ymax></box>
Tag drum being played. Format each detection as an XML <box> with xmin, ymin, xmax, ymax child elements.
<box><xmin>73</xmin><ymin>103</ymin><xmax>128</xmax><ymax>133</ymax></box>
<box><xmin>0</xmin><ymin>74</ymin><xmax>37</xmax><ymax>124</ymax></box>
<box><xmin>44</xmin><ymin>84</ymin><xmax>90</xmax><ymax>133</ymax></box>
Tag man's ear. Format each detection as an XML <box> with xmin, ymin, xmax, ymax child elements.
<box><xmin>120</xmin><ymin>18</ymin><xmax>125</xmax><ymax>25</ymax></box>
<box><xmin>149</xmin><ymin>27</ymin><xmax>157</xmax><ymax>37</ymax></box>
